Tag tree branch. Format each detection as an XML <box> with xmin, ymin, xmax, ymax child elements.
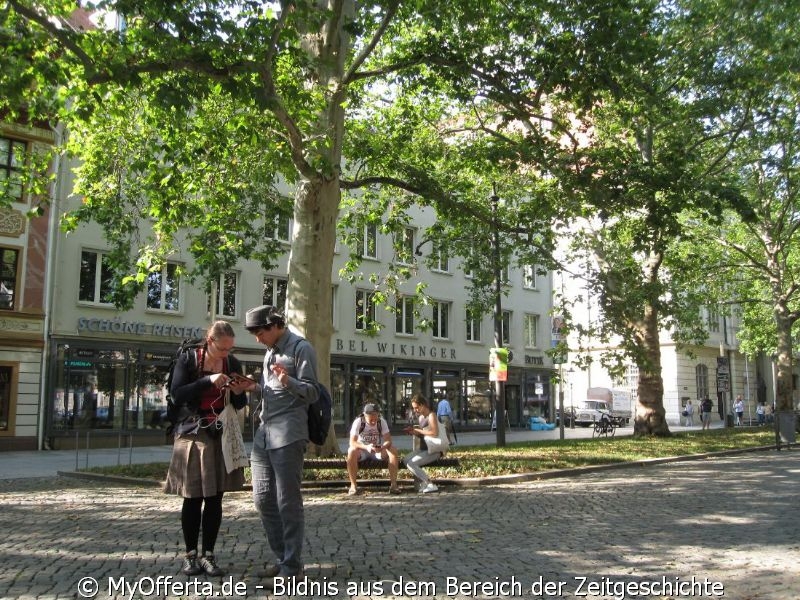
<box><xmin>342</xmin><ymin>0</ymin><xmax>399</xmax><ymax>85</ymax></box>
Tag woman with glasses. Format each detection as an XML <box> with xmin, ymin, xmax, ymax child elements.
<box><xmin>164</xmin><ymin>320</ymin><xmax>255</xmax><ymax>577</ymax></box>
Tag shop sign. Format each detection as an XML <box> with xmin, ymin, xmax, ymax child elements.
<box><xmin>77</xmin><ymin>317</ymin><xmax>203</xmax><ymax>339</ymax></box>
<box><xmin>334</xmin><ymin>338</ymin><xmax>457</xmax><ymax>361</ymax></box>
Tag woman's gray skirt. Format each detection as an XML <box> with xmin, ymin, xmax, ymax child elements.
<box><xmin>164</xmin><ymin>428</ymin><xmax>245</xmax><ymax>498</ymax></box>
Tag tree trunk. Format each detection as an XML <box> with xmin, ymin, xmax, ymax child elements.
<box><xmin>288</xmin><ymin>176</ymin><xmax>341</xmax><ymax>456</ymax></box>
<box><xmin>633</xmin><ymin>301</ymin><xmax>670</xmax><ymax>436</ymax></box>
<box><xmin>773</xmin><ymin>306</ymin><xmax>796</xmax><ymax>413</ymax></box>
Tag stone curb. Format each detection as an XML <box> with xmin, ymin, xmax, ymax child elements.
<box><xmin>57</xmin><ymin>443</ymin><xmax>790</xmax><ymax>491</ymax></box>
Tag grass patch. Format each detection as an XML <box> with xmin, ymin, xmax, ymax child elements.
<box><xmin>81</xmin><ymin>427</ymin><xmax>776</xmax><ymax>482</ymax></box>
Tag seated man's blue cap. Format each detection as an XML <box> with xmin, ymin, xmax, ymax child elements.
<box><xmin>245</xmin><ymin>305</ymin><xmax>285</xmax><ymax>331</ymax></box>
<box><xmin>363</xmin><ymin>403</ymin><xmax>379</xmax><ymax>414</ymax></box>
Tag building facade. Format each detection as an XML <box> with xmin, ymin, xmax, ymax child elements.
<box><xmin>0</xmin><ymin>123</ymin><xmax>55</xmax><ymax>450</ymax></box>
<box><xmin>39</xmin><ymin>166</ymin><xmax>556</xmax><ymax>450</ymax></box>
<box><xmin>557</xmin><ymin>270</ymin><xmax>797</xmax><ymax>426</ymax></box>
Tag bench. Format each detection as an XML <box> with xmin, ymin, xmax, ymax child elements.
<box><xmin>303</xmin><ymin>456</ymin><xmax>460</xmax><ymax>470</ymax></box>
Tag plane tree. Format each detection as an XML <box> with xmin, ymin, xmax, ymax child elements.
<box><xmin>684</xmin><ymin>37</ymin><xmax>800</xmax><ymax>439</ymax></box>
<box><xmin>2</xmin><ymin>0</ymin><xmax>671</xmax><ymax>449</ymax></box>
<box><xmin>476</xmin><ymin>0</ymin><xmax>763</xmax><ymax>436</ymax></box>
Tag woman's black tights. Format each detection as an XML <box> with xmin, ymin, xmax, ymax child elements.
<box><xmin>181</xmin><ymin>493</ymin><xmax>224</xmax><ymax>554</ymax></box>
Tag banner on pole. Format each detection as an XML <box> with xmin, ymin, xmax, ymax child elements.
<box><xmin>490</xmin><ymin>347</ymin><xmax>509</xmax><ymax>382</ymax></box>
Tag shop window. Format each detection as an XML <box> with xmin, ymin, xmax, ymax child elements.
<box><xmin>395</xmin><ymin>295</ymin><xmax>414</xmax><ymax>335</ymax></box>
<box><xmin>79</xmin><ymin>250</ymin><xmax>114</xmax><ymax>305</ymax></box>
<box><xmin>262</xmin><ymin>276</ymin><xmax>288</xmax><ymax>312</ymax></box>
<box><xmin>0</xmin><ymin>247</ymin><xmax>19</xmax><ymax>310</ymax></box>
<box><xmin>394</xmin><ymin>369</ymin><xmax>423</xmax><ymax>425</ymax></box>
<box><xmin>329</xmin><ymin>367</ymin><xmax>346</xmax><ymax>425</ymax></box>
<box><xmin>0</xmin><ymin>136</ymin><xmax>26</xmax><ymax>201</ymax></box>
<box><xmin>465</xmin><ymin>375</ymin><xmax>492</xmax><ymax>424</ymax></box>
<box><xmin>352</xmin><ymin>368</ymin><xmax>386</xmax><ymax>419</ymax></box>
<box><xmin>466</xmin><ymin>308</ymin><xmax>481</xmax><ymax>342</ymax></box>
<box><xmin>432</xmin><ymin>300</ymin><xmax>450</xmax><ymax>339</ymax></box>
<box><xmin>209</xmin><ymin>270</ymin><xmax>239</xmax><ymax>318</ymax></box>
<box><xmin>524</xmin><ymin>313</ymin><xmax>539</xmax><ymax>349</ymax></box>
<box><xmin>147</xmin><ymin>262</ymin><xmax>181</xmax><ymax>312</ymax></box>
<box><xmin>355</xmin><ymin>289</ymin><xmax>377</xmax><ymax>331</ymax></box>
<box><xmin>0</xmin><ymin>365</ymin><xmax>14</xmax><ymax>431</ymax></box>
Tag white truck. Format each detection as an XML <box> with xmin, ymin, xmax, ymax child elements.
<box><xmin>587</xmin><ymin>387</ymin><xmax>632</xmax><ymax>424</ymax></box>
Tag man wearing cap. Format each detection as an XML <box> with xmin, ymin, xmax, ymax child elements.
<box><xmin>244</xmin><ymin>305</ymin><xmax>319</xmax><ymax>581</ymax></box>
<box><xmin>346</xmin><ymin>403</ymin><xmax>400</xmax><ymax>495</ymax></box>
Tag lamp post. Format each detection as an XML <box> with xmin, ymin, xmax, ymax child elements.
<box><xmin>491</xmin><ymin>189</ymin><xmax>506</xmax><ymax>447</ymax></box>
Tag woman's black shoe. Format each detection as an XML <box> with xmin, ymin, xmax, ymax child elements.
<box><xmin>182</xmin><ymin>551</ymin><xmax>203</xmax><ymax>576</ymax></box>
<box><xmin>199</xmin><ymin>553</ymin><xmax>226</xmax><ymax>577</ymax></box>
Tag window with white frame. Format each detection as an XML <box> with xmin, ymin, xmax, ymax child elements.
<box><xmin>433</xmin><ymin>243</ymin><xmax>450</xmax><ymax>272</ymax></box>
<box><xmin>147</xmin><ymin>262</ymin><xmax>181</xmax><ymax>312</ymax></box>
<box><xmin>267</xmin><ymin>213</ymin><xmax>292</xmax><ymax>242</ymax></box>
<box><xmin>395</xmin><ymin>295</ymin><xmax>415</xmax><ymax>335</ymax></box>
<box><xmin>262</xmin><ymin>276</ymin><xmax>288</xmax><ymax>312</ymax></box>
<box><xmin>395</xmin><ymin>227</ymin><xmax>415</xmax><ymax>265</ymax></box>
<box><xmin>501</xmin><ymin>310</ymin><xmax>511</xmax><ymax>346</ymax></box>
<box><xmin>360</xmin><ymin>224</ymin><xmax>378</xmax><ymax>259</ymax></box>
<box><xmin>466</xmin><ymin>308</ymin><xmax>481</xmax><ymax>342</ymax></box>
<box><xmin>0</xmin><ymin>247</ymin><xmax>20</xmax><ymax>310</ymax></box>
<box><xmin>523</xmin><ymin>313</ymin><xmax>539</xmax><ymax>348</ymax></box>
<box><xmin>432</xmin><ymin>300</ymin><xmax>451</xmax><ymax>339</ymax></box>
<box><xmin>79</xmin><ymin>250</ymin><xmax>114</xmax><ymax>305</ymax></box>
<box><xmin>209</xmin><ymin>271</ymin><xmax>239</xmax><ymax>318</ymax></box>
<box><xmin>356</xmin><ymin>289</ymin><xmax>377</xmax><ymax>331</ymax></box>
<box><xmin>0</xmin><ymin>136</ymin><xmax>26</xmax><ymax>201</ymax></box>
<box><xmin>523</xmin><ymin>265</ymin><xmax>537</xmax><ymax>289</ymax></box>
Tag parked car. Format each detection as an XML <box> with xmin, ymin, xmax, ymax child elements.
<box><xmin>566</xmin><ymin>399</ymin><xmax>613</xmax><ymax>427</ymax></box>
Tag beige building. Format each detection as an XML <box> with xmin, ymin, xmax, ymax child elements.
<box><xmin>557</xmin><ymin>269</ymin><xmax>791</xmax><ymax>426</ymax></box>
<box><xmin>38</xmin><ymin>160</ymin><xmax>556</xmax><ymax>449</ymax></box>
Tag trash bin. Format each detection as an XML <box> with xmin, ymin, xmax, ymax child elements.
<box><xmin>725</xmin><ymin>413</ymin><xmax>734</xmax><ymax>427</ymax></box>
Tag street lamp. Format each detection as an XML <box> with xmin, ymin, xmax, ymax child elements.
<box><xmin>491</xmin><ymin>188</ymin><xmax>506</xmax><ymax>447</ymax></box>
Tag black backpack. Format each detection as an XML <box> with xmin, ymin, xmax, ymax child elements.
<box><xmin>286</xmin><ymin>337</ymin><xmax>332</xmax><ymax>446</ymax></box>
<box><xmin>164</xmin><ymin>338</ymin><xmax>205</xmax><ymax>433</ymax></box>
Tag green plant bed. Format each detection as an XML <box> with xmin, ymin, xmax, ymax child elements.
<box><xmin>80</xmin><ymin>428</ymin><xmax>775</xmax><ymax>482</ymax></box>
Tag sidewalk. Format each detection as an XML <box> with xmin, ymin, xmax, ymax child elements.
<box><xmin>0</xmin><ymin>421</ymin><xmax>724</xmax><ymax>480</ymax></box>
<box><xmin>0</xmin><ymin>446</ymin><xmax>795</xmax><ymax>599</ymax></box>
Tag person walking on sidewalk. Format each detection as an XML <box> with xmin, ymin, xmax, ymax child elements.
<box><xmin>436</xmin><ymin>396</ymin><xmax>457</xmax><ymax>445</ymax></box>
<box><xmin>245</xmin><ymin>305</ymin><xmax>319</xmax><ymax>583</ymax></box>
<box><xmin>683</xmin><ymin>399</ymin><xmax>694</xmax><ymax>427</ymax></box>
<box><xmin>403</xmin><ymin>394</ymin><xmax>448</xmax><ymax>493</ymax></box>
<box><xmin>734</xmin><ymin>395</ymin><xmax>745</xmax><ymax>426</ymax></box>
<box><xmin>164</xmin><ymin>321</ymin><xmax>252</xmax><ymax>577</ymax></box>
<box><xmin>700</xmin><ymin>396</ymin><xmax>714</xmax><ymax>430</ymax></box>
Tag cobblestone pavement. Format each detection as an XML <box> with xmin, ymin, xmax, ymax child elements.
<box><xmin>0</xmin><ymin>449</ymin><xmax>796</xmax><ymax>600</ymax></box>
